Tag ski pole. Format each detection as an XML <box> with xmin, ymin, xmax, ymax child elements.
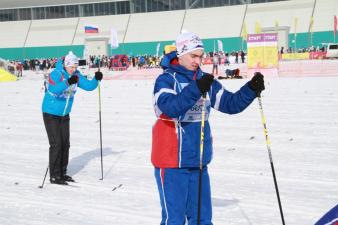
<box><xmin>257</xmin><ymin>94</ymin><xmax>286</xmax><ymax>225</ymax></box>
<box><xmin>38</xmin><ymin>167</ymin><xmax>49</xmax><ymax>188</ymax></box>
<box><xmin>197</xmin><ymin>92</ymin><xmax>207</xmax><ymax>225</ymax></box>
<box><xmin>96</xmin><ymin>66</ymin><xmax>104</xmax><ymax>181</ymax></box>
<box><xmin>98</xmin><ymin>80</ymin><xmax>103</xmax><ymax>180</ymax></box>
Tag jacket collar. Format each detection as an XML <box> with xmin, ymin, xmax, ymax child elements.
<box><xmin>160</xmin><ymin>51</ymin><xmax>203</xmax><ymax>80</ymax></box>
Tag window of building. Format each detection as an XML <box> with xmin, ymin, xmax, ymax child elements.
<box><xmin>94</xmin><ymin>3</ymin><xmax>103</xmax><ymax>16</ymax></box>
<box><xmin>109</xmin><ymin>2</ymin><xmax>117</xmax><ymax>15</ymax></box>
<box><xmin>65</xmin><ymin>5</ymin><xmax>79</xmax><ymax>18</ymax></box>
<box><xmin>33</xmin><ymin>7</ymin><xmax>46</xmax><ymax>20</ymax></box>
<box><xmin>80</xmin><ymin>4</ymin><xmax>94</xmax><ymax>17</ymax></box>
<box><xmin>217</xmin><ymin>0</ymin><xmax>231</xmax><ymax>7</ymax></box>
<box><xmin>116</xmin><ymin>1</ymin><xmax>130</xmax><ymax>14</ymax></box>
<box><xmin>0</xmin><ymin>9</ymin><xmax>18</xmax><ymax>21</ymax></box>
<box><xmin>47</xmin><ymin>6</ymin><xmax>65</xmax><ymax>19</ymax></box>
<box><xmin>94</xmin><ymin>2</ymin><xmax>115</xmax><ymax>16</ymax></box>
<box><xmin>188</xmin><ymin>0</ymin><xmax>204</xmax><ymax>9</ymax></box>
<box><xmin>18</xmin><ymin>8</ymin><xmax>31</xmax><ymax>20</ymax></box>
<box><xmin>170</xmin><ymin>0</ymin><xmax>186</xmax><ymax>10</ymax></box>
<box><xmin>147</xmin><ymin>0</ymin><xmax>170</xmax><ymax>12</ymax></box>
<box><xmin>251</xmin><ymin>0</ymin><xmax>268</xmax><ymax>3</ymax></box>
<box><xmin>131</xmin><ymin>0</ymin><xmax>146</xmax><ymax>13</ymax></box>
<box><xmin>229</xmin><ymin>0</ymin><xmax>245</xmax><ymax>5</ymax></box>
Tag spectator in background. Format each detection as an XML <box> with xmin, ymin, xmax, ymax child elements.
<box><xmin>240</xmin><ymin>50</ymin><xmax>245</xmax><ymax>63</ymax></box>
<box><xmin>212</xmin><ymin>52</ymin><xmax>219</xmax><ymax>75</ymax></box>
<box><xmin>16</xmin><ymin>62</ymin><xmax>23</xmax><ymax>77</ymax></box>
<box><xmin>224</xmin><ymin>51</ymin><xmax>230</xmax><ymax>65</ymax></box>
<box><xmin>280</xmin><ymin>46</ymin><xmax>284</xmax><ymax>54</ymax></box>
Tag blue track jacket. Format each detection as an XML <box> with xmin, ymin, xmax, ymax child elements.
<box><xmin>152</xmin><ymin>51</ymin><xmax>257</xmax><ymax>168</ymax></box>
<box><xmin>42</xmin><ymin>61</ymin><xmax>98</xmax><ymax>116</ymax></box>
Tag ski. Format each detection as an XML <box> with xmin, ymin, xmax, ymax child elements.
<box><xmin>112</xmin><ymin>183</ymin><xmax>123</xmax><ymax>191</ymax></box>
<box><xmin>41</xmin><ymin>182</ymin><xmax>123</xmax><ymax>191</ymax></box>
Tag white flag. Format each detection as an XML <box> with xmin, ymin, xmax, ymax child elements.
<box><xmin>217</xmin><ymin>40</ymin><xmax>223</xmax><ymax>52</ymax></box>
<box><xmin>156</xmin><ymin>43</ymin><xmax>161</xmax><ymax>57</ymax></box>
<box><xmin>110</xmin><ymin>28</ymin><xmax>119</xmax><ymax>49</ymax></box>
<box><xmin>83</xmin><ymin>45</ymin><xmax>89</xmax><ymax>60</ymax></box>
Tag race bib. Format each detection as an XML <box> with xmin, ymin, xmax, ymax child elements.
<box><xmin>181</xmin><ymin>97</ymin><xmax>210</xmax><ymax>122</ymax></box>
<box><xmin>59</xmin><ymin>85</ymin><xmax>77</xmax><ymax>99</ymax></box>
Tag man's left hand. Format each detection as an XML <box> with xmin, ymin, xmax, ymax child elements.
<box><xmin>248</xmin><ymin>72</ymin><xmax>265</xmax><ymax>97</ymax></box>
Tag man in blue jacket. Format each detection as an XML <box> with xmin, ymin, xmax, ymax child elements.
<box><xmin>42</xmin><ymin>51</ymin><xmax>103</xmax><ymax>185</ymax></box>
<box><xmin>152</xmin><ymin>32</ymin><xmax>265</xmax><ymax>224</ymax></box>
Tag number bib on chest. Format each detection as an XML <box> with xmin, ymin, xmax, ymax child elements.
<box><xmin>181</xmin><ymin>97</ymin><xmax>210</xmax><ymax>122</ymax></box>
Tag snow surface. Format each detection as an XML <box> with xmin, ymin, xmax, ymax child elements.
<box><xmin>0</xmin><ymin>69</ymin><xmax>337</xmax><ymax>225</ymax></box>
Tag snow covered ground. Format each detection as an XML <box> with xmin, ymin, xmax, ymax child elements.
<box><xmin>0</xmin><ymin>69</ymin><xmax>337</xmax><ymax>225</ymax></box>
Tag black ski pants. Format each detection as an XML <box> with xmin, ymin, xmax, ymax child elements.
<box><xmin>43</xmin><ymin>112</ymin><xmax>70</xmax><ymax>179</ymax></box>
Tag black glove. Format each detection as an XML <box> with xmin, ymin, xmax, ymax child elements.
<box><xmin>95</xmin><ymin>71</ymin><xmax>103</xmax><ymax>81</ymax></box>
<box><xmin>248</xmin><ymin>72</ymin><xmax>265</xmax><ymax>97</ymax></box>
<box><xmin>196</xmin><ymin>73</ymin><xmax>214</xmax><ymax>94</ymax></box>
<box><xmin>67</xmin><ymin>75</ymin><xmax>78</xmax><ymax>85</ymax></box>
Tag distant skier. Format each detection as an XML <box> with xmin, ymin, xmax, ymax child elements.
<box><xmin>42</xmin><ymin>51</ymin><xmax>103</xmax><ymax>185</ymax></box>
<box><xmin>151</xmin><ymin>31</ymin><xmax>265</xmax><ymax>224</ymax></box>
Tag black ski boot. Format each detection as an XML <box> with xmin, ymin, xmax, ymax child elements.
<box><xmin>50</xmin><ymin>177</ymin><xmax>68</xmax><ymax>185</ymax></box>
<box><xmin>63</xmin><ymin>175</ymin><xmax>75</xmax><ymax>182</ymax></box>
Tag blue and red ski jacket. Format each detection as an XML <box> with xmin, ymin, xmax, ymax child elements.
<box><xmin>152</xmin><ymin>51</ymin><xmax>257</xmax><ymax>168</ymax></box>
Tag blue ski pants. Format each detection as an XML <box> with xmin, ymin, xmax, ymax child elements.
<box><xmin>154</xmin><ymin>167</ymin><xmax>213</xmax><ymax>225</ymax></box>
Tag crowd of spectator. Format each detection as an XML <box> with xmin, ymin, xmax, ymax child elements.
<box><xmin>279</xmin><ymin>45</ymin><xmax>326</xmax><ymax>54</ymax></box>
<box><xmin>3</xmin><ymin>44</ymin><xmax>331</xmax><ymax>78</ymax></box>
<box><xmin>3</xmin><ymin>50</ymin><xmax>248</xmax><ymax>77</ymax></box>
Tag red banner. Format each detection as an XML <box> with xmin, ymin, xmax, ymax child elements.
<box><xmin>310</xmin><ymin>51</ymin><xmax>327</xmax><ymax>59</ymax></box>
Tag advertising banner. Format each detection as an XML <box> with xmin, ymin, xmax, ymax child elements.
<box><xmin>247</xmin><ymin>33</ymin><xmax>278</xmax><ymax>77</ymax></box>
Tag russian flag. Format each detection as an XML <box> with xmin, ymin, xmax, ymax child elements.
<box><xmin>85</xmin><ymin>25</ymin><xmax>99</xmax><ymax>34</ymax></box>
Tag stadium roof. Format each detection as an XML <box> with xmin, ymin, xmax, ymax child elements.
<box><xmin>0</xmin><ymin>0</ymin><xmax>121</xmax><ymax>9</ymax></box>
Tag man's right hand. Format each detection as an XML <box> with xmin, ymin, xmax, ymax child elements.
<box><xmin>67</xmin><ymin>75</ymin><xmax>78</xmax><ymax>85</ymax></box>
<box><xmin>196</xmin><ymin>73</ymin><xmax>214</xmax><ymax>94</ymax></box>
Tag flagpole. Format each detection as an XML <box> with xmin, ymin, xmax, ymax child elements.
<box><xmin>294</xmin><ymin>17</ymin><xmax>298</xmax><ymax>53</ymax></box>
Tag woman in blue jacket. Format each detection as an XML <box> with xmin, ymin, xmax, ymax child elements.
<box><xmin>152</xmin><ymin>32</ymin><xmax>265</xmax><ymax>224</ymax></box>
<box><xmin>42</xmin><ymin>52</ymin><xmax>103</xmax><ymax>185</ymax></box>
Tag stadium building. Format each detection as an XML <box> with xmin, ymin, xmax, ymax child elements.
<box><xmin>0</xmin><ymin>0</ymin><xmax>336</xmax><ymax>59</ymax></box>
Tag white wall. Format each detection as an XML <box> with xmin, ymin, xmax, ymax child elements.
<box><xmin>0</xmin><ymin>21</ymin><xmax>30</xmax><ymax>48</ymax></box>
<box><xmin>184</xmin><ymin>5</ymin><xmax>246</xmax><ymax>39</ymax></box>
<box><xmin>124</xmin><ymin>11</ymin><xmax>184</xmax><ymax>43</ymax></box>
<box><xmin>245</xmin><ymin>0</ymin><xmax>315</xmax><ymax>34</ymax></box>
<box><xmin>313</xmin><ymin>0</ymin><xmax>338</xmax><ymax>32</ymax></box>
<box><xmin>25</xmin><ymin>18</ymin><xmax>78</xmax><ymax>47</ymax></box>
